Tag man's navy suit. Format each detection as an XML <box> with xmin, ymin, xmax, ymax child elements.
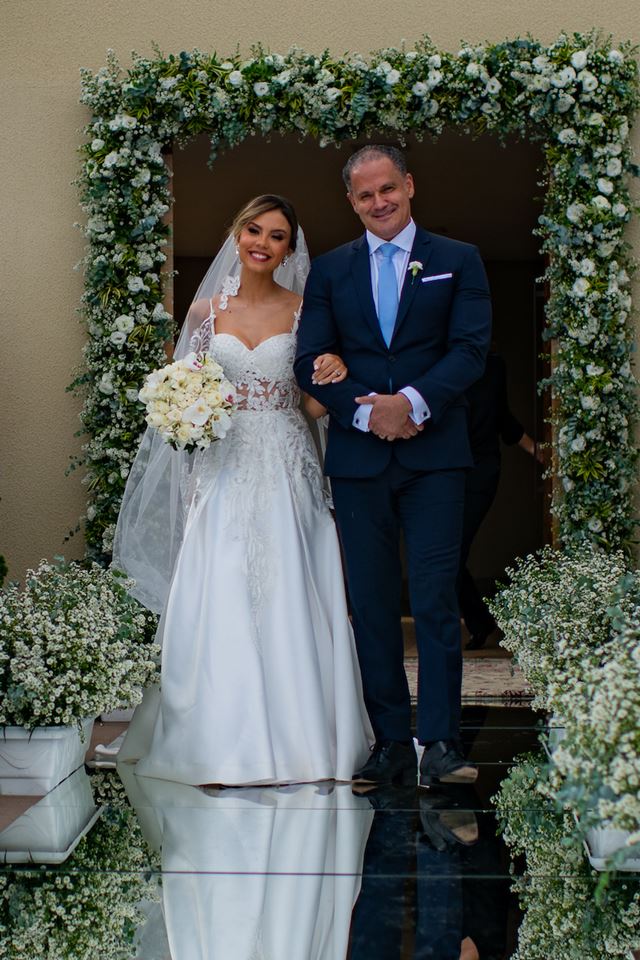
<box><xmin>294</xmin><ymin>226</ymin><xmax>491</xmax><ymax>743</ymax></box>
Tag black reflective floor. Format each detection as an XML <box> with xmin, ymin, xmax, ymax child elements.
<box><xmin>1</xmin><ymin>707</ymin><xmax>638</xmax><ymax>959</ymax></box>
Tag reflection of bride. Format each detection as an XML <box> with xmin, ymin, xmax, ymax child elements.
<box><xmin>124</xmin><ymin>775</ymin><xmax>373</xmax><ymax>960</ymax></box>
<box><xmin>113</xmin><ymin>194</ymin><xmax>372</xmax><ymax>786</ymax></box>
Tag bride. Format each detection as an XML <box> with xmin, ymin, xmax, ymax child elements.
<box><xmin>113</xmin><ymin>194</ymin><xmax>373</xmax><ymax>786</ymax></box>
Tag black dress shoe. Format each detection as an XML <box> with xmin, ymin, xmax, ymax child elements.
<box><xmin>353</xmin><ymin>740</ymin><xmax>417</xmax><ymax>786</ymax></box>
<box><xmin>419</xmin><ymin>740</ymin><xmax>478</xmax><ymax>788</ymax></box>
<box><xmin>418</xmin><ymin>794</ymin><xmax>479</xmax><ymax>850</ymax></box>
<box><xmin>465</xmin><ymin>624</ymin><xmax>495</xmax><ymax>650</ymax></box>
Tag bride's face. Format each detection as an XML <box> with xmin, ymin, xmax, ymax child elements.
<box><xmin>237</xmin><ymin>210</ymin><xmax>292</xmax><ymax>275</ymax></box>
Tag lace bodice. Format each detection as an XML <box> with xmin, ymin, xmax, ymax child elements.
<box><xmin>189</xmin><ymin>299</ymin><xmax>301</xmax><ymax>412</ymax></box>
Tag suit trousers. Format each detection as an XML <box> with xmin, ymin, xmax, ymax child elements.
<box><xmin>331</xmin><ymin>459</ymin><xmax>466</xmax><ymax>743</ymax></box>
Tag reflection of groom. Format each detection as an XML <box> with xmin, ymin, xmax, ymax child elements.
<box><xmin>295</xmin><ymin>145</ymin><xmax>491</xmax><ymax>786</ymax></box>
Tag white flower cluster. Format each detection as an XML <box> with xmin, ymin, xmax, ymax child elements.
<box><xmin>139</xmin><ymin>353</ymin><xmax>236</xmax><ymax>451</ymax></box>
<box><xmin>0</xmin><ymin>559</ymin><xmax>159</xmax><ymax>728</ymax></box>
<box><xmin>0</xmin><ymin>785</ymin><xmax>160</xmax><ymax>958</ymax></box>
<box><xmin>76</xmin><ymin>34</ymin><xmax>639</xmax><ymax>557</ymax></box>
<box><xmin>496</xmin><ymin>759</ymin><xmax>640</xmax><ymax>958</ymax></box>
<box><xmin>492</xmin><ymin>545</ymin><xmax>640</xmax><ymax>854</ymax></box>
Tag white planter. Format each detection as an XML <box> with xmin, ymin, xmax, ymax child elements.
<box><xmin>584</xmin><ymin>826</ymin><xmax>640</xmax><ymax>873</ymax></box>
<box><xmin>0</xmin><ymin>717</ymin><xmax>94</xmax><ymax>795</ymax></box>
<box><xmin>0</xmin><ymin>766</ymin><xmax>101</xmax><ymax>863</ymax></box>
<box><xmin>99</xmin><ymin>708</ymin><xmax>135</xmax><ymax>723</ymax></box>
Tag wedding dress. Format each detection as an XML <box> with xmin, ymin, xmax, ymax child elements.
<box><xmin>132</xmin><ymin>296</ymin><xmax>373</xmax><ymax>785</ymax></box>
<box><xmin>121</xmin><ymin>772</ymin><xmax>374</xmax><ymax>960</ymax></box>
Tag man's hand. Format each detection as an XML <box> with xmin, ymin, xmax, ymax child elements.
<box><xmin>355</xmin><ymin>393</ymin><xmax>424</xmax><ymax>441</ymax></box>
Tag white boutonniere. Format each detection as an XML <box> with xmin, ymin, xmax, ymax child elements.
<box><xmin>408</xmin><ymin>260</ymin><xmax>423</xmax><ymax>282</ymax></box>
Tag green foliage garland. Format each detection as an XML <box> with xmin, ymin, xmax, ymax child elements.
<box><xmin>75</xmin><ymin>33</ymin><xmax>639</xmax><ymax>558</ymax></box>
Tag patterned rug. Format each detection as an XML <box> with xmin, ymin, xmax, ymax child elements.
<box><xmin>405</xmin><ymin>657</ymin><xmax>532</xmax><ymax>706</ymax></box>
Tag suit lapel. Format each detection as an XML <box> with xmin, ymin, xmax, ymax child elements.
<box><xmin>350</xmin><ymin>236</ymin><xmax>387</xmax><ymax>348</ymax></box>
<box><xmin>391</xmin><ymin>228</ymin><xmax>433</xmax><ymax>343</ymax></box>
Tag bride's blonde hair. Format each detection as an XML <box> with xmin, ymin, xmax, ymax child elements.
<box><xmin>229</xmin><ymin>194</ymin><xmax>299</xmax><ymax>251</ymax></box>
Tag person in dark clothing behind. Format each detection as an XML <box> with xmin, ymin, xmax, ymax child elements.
<box><xmin>460</xmin><ymin>351</ymin><xmax>541</xmax><ymax>650</ymax></box>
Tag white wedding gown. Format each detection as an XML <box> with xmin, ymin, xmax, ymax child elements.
<box><xmin>132</xmin><ymin>309</ymin><xmax>373</xmax><ymax>785</ymax></box>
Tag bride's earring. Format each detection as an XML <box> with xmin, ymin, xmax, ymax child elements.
<box><xmin>281</xmin><ymin>254</ymin><xmax>289</xmax><ymax>267</ymax></box>
<box><xmin>235</xmin><ymin>245</ymin><xmax>239</xmax><ymax>255</ymax></box>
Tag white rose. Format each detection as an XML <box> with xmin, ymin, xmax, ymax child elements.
<box><xmin>98</xmin><ymin>375</ymin><xmax>114</xmax><ymax>395</ymax></box>
<box><xmin>587</xmin><ymin>112</ymin><xmax>604</xmax><ymax>126</ymax></box>
<box><xmin>566</xmin><ymin>202</ymin><xmax>586</xmax><ymax>223</ymax></box>
<box><xmin>612</xmin><ymin>201</ymin><xmax>628</xmax><ymax>218</ymax></box>
<box><xmin>580</xmin><ymin>394</ymin><xmax>600</xmax><ymax>411</ymax></box>
<box><xmin>386</xmin><ymin>69</ymin><xmax>401</xmax><ymax>85</ymax></box>
<box><xmin>562</xmin><ymin>477</ymin><xmax>575</xmax><ymax>492</ymax></box>
<box><xmin>586</xmin><ymin>364</ymin><xmax>604</xmax><ymax>376</ymax></box>
<box><xmin>103</xmin><ymin>151</ymin><xmax>120</xmax><ymax>168</ymax></box>
<box><xmin>377</xmin><ymin>60</ymin><xmax>392</xmax><ymax>74</ymax></box>
<box><xmin>597</xmin><ymin>177</ymin><xmax>613</xmax><ymax>195</ymax></box>
<box><xmin>253</xmin><ymin>82</ymin><xmax>269</xmax><ymax>97</ymax></box>
<box><xmin>465</xmin><ymin>62</ymin><xmax>480</xmax><ymax>78</ymax></box>
<box><xmin>428</xmin><ymin>55</ymin><xmax>442</xmax><ymax>69</ymax></box>
<box><xmin>572</xmin><ymin>278</ymin><xmax>590</xmax><ymax>297</ymax></box>
<box><xmin>556</xmin><ymin>93</ymin><xmax>575</xmax><ymax>112</ymax></box>
<box><xmin>532</xmin><ymin>55</ymin><xmax>550</xmax><ymax>72</ymax></box>
<box><xmin>125</xmin><ymin>388</ymin><xmax>140</xmax><ymax>402</ymax></box>
<box><xmin>427</xmin><ymin>69</ymin><xmax>443</xmax><ymax>88</ymax></box>
<box><xmin>551</xmin><ymin>66</ymin><xmax>576</xmax><ymax>88</ymax></box>
<box><xmin>558</xmin><ymin>128</ymin><xmax>577</xmax><ymax>144</ymax></box>
<box><xmin>412</xmin><ymin>81</ymin><xmax>428</xmax><ymax>97</ymax></box>
<box><xmin>325</xmin><ymin>87</ymin><xmax>342</xmax><ymax>102</ymax></box>
<box><xmin>593</xmin><ymin>194</ymin><xmax>611</xmax><ymax>211</ymax></box>
<box><xmin>578</xmin><ymin>258</ymin><xmax>595</xmax><ymax>276</ymax></box>
<box><xmin>606</xmin><ymin>157</ymin><xmax>622</xmax><ymax>177</ymax></box>
<box><xmin>579</xmin><ymin>70</ymin><xmax>598</xmax><ymax>92</ymax></box>
<box><xmin>608</xmin><ymin>50</ymin><xmax>624</xmax><ymax>65</ymax></box>
<box><xmin>570</xmin><ymin>50</ymin><xmax>588</xmax><ymax>70</ymax></box>
<box><xmin>86</xmin><ymin>505</ymin><xmax>97</xmax><ymax>521</ymax></box>
<box><xmin>571</xmin><ymin>435</ymin><xmax>586</xmax><ymax>452</ymax></box>
<box><xmin>114</xmin><ymin>314</ymin><xmax>135</xmax><ymax>333</ymax></box>
<box><xmin>228</xmin><ymin>71</ymin><xmax>244</xmax><ymax>87</ymax></box>
<box><xmin>485</xmin><ymin>77</ymin><xmax>502</xmax><ymax>95</ymax></box>
<box><xmin>91</xmin><ymin>138</ymin><xmax>105</xmax><ymax>151</ymax></box>
<box><xmin>127</xmin><ymin>276</ymin><xmax>146</xmax><ymax>293</ymax></box>
<box><xmin>220</xmin><ymin>61</ymin><xmax>234</xmax><ymax>71</ymax></box>
<box><xmin>274</xmin><ymin>69</ymin><xmax>292</xmax><ymax>85</ymax></box>
<box><xmin>588</xmin><ymin>517</ymin><xmax>603</xmax><ymax>533</ymax></box>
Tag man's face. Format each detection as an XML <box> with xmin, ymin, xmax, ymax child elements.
<box><xmin>347</xmin><ymin>155</ymin><xmax>415</xmax><ymax>240</ymax></box>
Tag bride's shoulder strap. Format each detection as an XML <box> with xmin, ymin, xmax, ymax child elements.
<box><xmin>291</xmin><ymin>300</ymin><xmax>303</xmax><ymax>335</ymax></box>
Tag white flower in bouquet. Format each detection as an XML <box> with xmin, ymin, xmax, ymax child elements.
<box><xmin>140</xmin><ymin>354</ymin><xmax>236</xmax><ymax>451</ymax></box>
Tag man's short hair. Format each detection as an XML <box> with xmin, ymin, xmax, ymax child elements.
<box><xmin>342</xmin><ymin>144</ymin><xmax>408</xmax><ymax>191</ymax></box>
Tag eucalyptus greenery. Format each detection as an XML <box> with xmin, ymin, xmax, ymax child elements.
<box><xmin>496</xmin><ymin>757</ymin><xmax>640</xmax><ymax>959</ymax></box>
<box><xmin>74</xmin><ymin>32</ymin><xmax>639</xmax><ymax>559</ymax></box>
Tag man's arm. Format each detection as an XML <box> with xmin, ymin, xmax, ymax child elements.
<box><xmin>405</xmin><ymin>246</ymin><xmax>491</xmax><ymax>421</ymax></box>
<box><xmin>294</xmin><ymin>259</ymin><xmax>374</xmax><ymax>431</ymax></box>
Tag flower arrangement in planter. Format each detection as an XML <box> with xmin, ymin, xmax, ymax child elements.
<box><xmin>488</xmin><ymin>544</ymin><xmax>631</xmax><ymax>713</ymax></box>
<box><xmin>0</xmin><ymin>559</ymin><xmax>159</xmax><ymax>793</ymax></box>
<box><xmin>0</xmin><ymin>776</ymin><xmax>160</xmax><ymax>959</ymax></box>
<box><xmin>496</xmin><ymin>756</ymin><xmax>640</xmax><ymax>958</ymax></box>
<box><xmin>543</xmin><ymin>592</ymin><xmax>640</xmax><ymax>871</ymax></box>
<box><xmin>0</xmin><ymin>559</ymin><xmax>159</xmax><ymax>730</ymax></box>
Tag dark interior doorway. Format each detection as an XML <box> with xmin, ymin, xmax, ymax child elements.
<box><xmin>170</xmin><ymin>130</ymin><xmax>549</xmax><ymax>600</ymax></box>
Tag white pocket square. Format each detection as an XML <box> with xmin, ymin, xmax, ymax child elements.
<box><xmin>421</xmin><ymin>272</ymin><xmax>453</xmax><ymax>283</ymax></box>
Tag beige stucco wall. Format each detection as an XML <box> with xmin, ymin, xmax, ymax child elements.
<box><xmin>2</xmin><ymin>1</ymin><xmax>639</xmax><ymax>579</ymax></box>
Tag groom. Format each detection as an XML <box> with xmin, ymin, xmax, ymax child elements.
<box><xmin>295</xmin><ymin>145</ymin><xmax>491</xmax><ymax>787</ymax></box>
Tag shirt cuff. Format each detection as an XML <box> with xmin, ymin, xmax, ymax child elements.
<box><xmin>399</xmin><ymin>386</ymin><xmax>430</xmax><ymax>424</ymax></box>
<box><xmin>353</xmin><ymin>395</ymin><xmax>376</xmax><ymax>432</ymax></box>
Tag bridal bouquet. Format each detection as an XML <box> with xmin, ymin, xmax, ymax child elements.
<box><xmin>139</xmin><ymin>352</ymin><xmax>236</xmax><ymax>452</ymax></box>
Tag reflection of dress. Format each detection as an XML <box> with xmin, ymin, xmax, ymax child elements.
<box><xmin>134</xmin><ymin>308</ymin><xmax>372</xmax><ymax>786</ymax></box>
<box><xmin>127</xmin><ymin>778</ymin><xmax>373</xmax><ymax>960</ymax></box>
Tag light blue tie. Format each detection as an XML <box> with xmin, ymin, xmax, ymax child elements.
<box><xmin>377</xmin><ymin>242</ymin><xmax>399</xmax><ymax>346</ymax></box>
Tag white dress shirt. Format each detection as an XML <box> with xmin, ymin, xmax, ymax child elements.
<box><xmin>352</xmin><ymin>219</ymin><xmax>430</xmax><ymax>432</ymax></box>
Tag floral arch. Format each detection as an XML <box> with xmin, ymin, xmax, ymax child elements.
<box><xmin>74</xmin><ymin>33</ymin><xmax>639</xmax><ymax>559</ymax></box>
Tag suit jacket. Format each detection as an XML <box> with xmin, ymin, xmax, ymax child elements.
<box><xmin>294</xmin><ymin>225</ymin><xmax>492</xmax><ymax>477</ymax></box>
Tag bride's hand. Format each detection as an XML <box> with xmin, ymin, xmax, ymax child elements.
<box><xmin>312</xmin><ymin>353</ymin><xmax>348</xmax><ymax>385</ymax></box>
